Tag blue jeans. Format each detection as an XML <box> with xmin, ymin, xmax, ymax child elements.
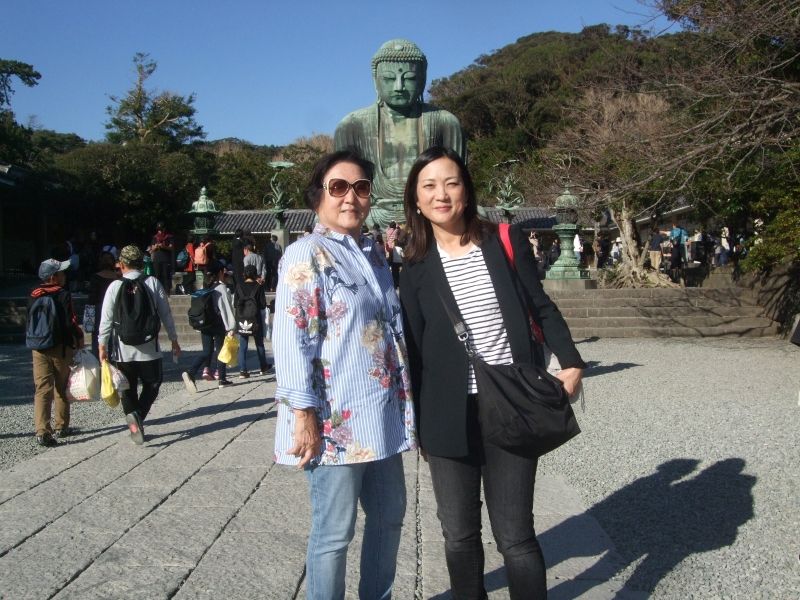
<box><xmin>237</xmin><ymin>333</ymin><xmax>270</xmax><ymax>373</ymax></box>
<box><xmin>304</xmin><ymin>453</ymin><xmax>406</xmax><ymax>600</ymax></box>
<box><xmin>188</xmin><ymin>331</ymin><xmax>226</xmax><ymax>380</ymax></box>
<box><xmin>427</xmin><ymin>409</ymin><xmax>546</xmax><ymax>600</ymax></box>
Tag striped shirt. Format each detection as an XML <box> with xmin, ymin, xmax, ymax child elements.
<box><xmin>273</xmin><ymin>223</ymin><xmax>417</xmax><ymax>467</ymax></box>
<box><xmin>438</xmin><ymin>244</ymin><xmax>513</xmax><ymax>393</ymax></box>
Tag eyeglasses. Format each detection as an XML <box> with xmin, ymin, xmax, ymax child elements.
<box><xmin>323</xmin><ymin>178</ymin><xmax>372</xmax><ymax>199</ymax></box>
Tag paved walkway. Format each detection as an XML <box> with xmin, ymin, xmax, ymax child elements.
<box><xmin>0</xmin><ymin>376</ymin><xmax>643</xmax><ymax>599</ymax></box>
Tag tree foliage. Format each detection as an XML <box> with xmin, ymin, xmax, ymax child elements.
<box><xmin>105</xmin><ymin>53</ymin><xmax>204</xmax><ymax>148</ymax></box>
<box><xmin>212</xmin><ymin>142</ymin><xmax>278</xmax><ymax>210</ymax></box>
<box><xmin>0</xmin><ymin>59</ymin><xmax>41</xmax><ymax>109</ymax></box>
<box><xmin>429</xmin><ymin>3</ymin><xmax>799</xmax><ymax>275</ymax></box>
<box><xmin>56</xmin><ymin>142</ymin><xmax>202</xmax><ymax>238</ymax></box>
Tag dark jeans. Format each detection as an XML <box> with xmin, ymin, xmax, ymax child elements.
<box><xmin>427</xmin><ymin>401</ymin><xmax>546</xmax><ymax>600</ymax></box>
<box><xmin>182</xmin><ymin>270</ymin><xmax>196</xmax><ymax>292</ymax></box>
<box><xmin>153</xmin><ymin>260</ymin><xmax>172</xmax><ymax>294</ymax></box>
<box><xmin>188</xmin><ymin>331</ymin><xmax>226</xmax><ymax>380</ymax></box>
<box><xmin>237</xmin><ymin>333</ymin><xmax>270</xmax><ymax>373</ymax></box>
<box><xmin>114</xmin><ymin>359</ymin><xmax>163</xmax><ymax>422</ymax></box>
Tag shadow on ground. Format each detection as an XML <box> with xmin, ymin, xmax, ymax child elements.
<box><xmin>545</xmin><ymin>457</ymin><xmax>755</xmax><ymax>597</ymax></box>
<box><xmin>431</xmin><ymin>458</ymin><xmax>755</xmax><ymax>599</ymax></box>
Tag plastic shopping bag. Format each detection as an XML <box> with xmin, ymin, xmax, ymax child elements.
<box><xmin>67</xmin><ymin>348</ymin><xmax>101</xmax><ymax>402</ymax></box>
<box><xmin>100</xmin><ymin>360</ymin><xmax>120</xmax><ymax>408</ymax></box>
<box><xmin>263</xmin><ymin>307</ymin><xmax>272</xmax><ymax>341</ymax></box>
<box><xmin>217</xmin><ymin>335</ymin><xmax>239</xmax><ymax>367</ymax></box>
<box><xmin>108</xmin><ymin>362</ymin><xmax>129</xmax><ymax>391</ymax></box>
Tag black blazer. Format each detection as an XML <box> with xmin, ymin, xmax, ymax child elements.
<box><xmin>400</xmin><ymin>224</ymin><xmax>586</xmax><ymax>457</ymax></box>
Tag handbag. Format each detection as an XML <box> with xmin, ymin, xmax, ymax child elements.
<box><xmin>436</xmin><ymin>235</ymin><xmax>580</xmax><ymax>455</ymax></box>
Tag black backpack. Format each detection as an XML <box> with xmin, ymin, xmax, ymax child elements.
<box><xmin>26</xmin><ymin>292</ymin><xmax>64</xmax><ymax>351</ymax></box>
<box><xmin>113</xmin><ymin>275</ymin><xmax>161</xmax><ymax>345</ymax></box>
<box><xmin>235</xmin><ymin>284</ymin><xmax>261</xmax><ymax>336</ymax></box>
<box><xmin>188</xmin><ymin>287</ymin><xmax>222</xmax><ymax>332</ymax></box>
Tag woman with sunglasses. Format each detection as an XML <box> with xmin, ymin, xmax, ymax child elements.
<box><xmin>399</xmin><ymin>147</ymin><xmax>585</xmax><ymax>599</ymax></box>
<box><xmin>272</xmin><ymin>150</ymin><xmax>417</xmax><ymax>600</ymax></box>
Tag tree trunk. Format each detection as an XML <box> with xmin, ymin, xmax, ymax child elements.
<box><xmin>607</xmin><ymin>201</ymin><xmax>676</xmax><ymax>287</ymax></box>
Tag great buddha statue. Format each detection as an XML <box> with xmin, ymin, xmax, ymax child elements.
<box><xmin>334</xmin><ymin>38</ymin><xmax>466</xmax><ymax>228</ymax></box>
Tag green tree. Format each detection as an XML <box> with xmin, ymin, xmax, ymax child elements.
<box><xmin>0</xmin><ymin>59</ymin><xmax>41</xmax><ymax>108</ymax></box>
<box><xmin>0</xmin><ymin>110</ymin><xmax>32</xmax><ymax>164</ymax></box>
<box><xmin>56</xmin><ymin>142</ymin><xmax>202</xmax><ymax>239</ymax></box>
<box><xmin>212</xmin><ymin>143</ymin><xmax>278</xmax><ymax>210</ymax></box>
<box><xmin>105</xmin><ymin>53</ymin><xmax>204</xmax><ymax>148</ymax></box>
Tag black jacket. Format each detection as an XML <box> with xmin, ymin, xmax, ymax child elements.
<box><xmin>400</xmin><ymin>224</ymin><xmax>585</xmax><ymax>457</ymax></box>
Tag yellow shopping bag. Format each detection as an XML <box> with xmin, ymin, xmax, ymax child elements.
<box><xmin>100</xmin><ymin>360</ymin><xmax>120</xmax><ymax>408</ymax></box>
<box><xmin>217</xmin><ymin>335</ymin><xmax>239</xmax><ymax>367</ymax></box>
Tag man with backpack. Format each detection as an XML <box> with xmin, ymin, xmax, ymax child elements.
<box><xmin>233</xmin><ymin>264</ymin><xmax>274</xmax><ymax>379</ymax></box>
<box><xmin>182</xmin><ymin>260</ymin><xmax>237</xmax><ymax>392</ymax></box>
<box><xmin>98</xmin><ymin>245</ymin><xmax>181</xmax><ymax>445</ymax></box>
<box><xmin>26</xmin><ymin>258</ymin><xmax>84</xmax><ymax>446</ymax></box>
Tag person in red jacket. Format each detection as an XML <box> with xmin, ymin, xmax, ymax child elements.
<box><xmin>27</xmin><ymin>258</ymin><xmax>84</xmax><ymax>446</ymax></box>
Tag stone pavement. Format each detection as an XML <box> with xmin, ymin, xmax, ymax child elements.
<box><xmin>0</xmin><ymin>377</ymin><xmax>644</xmax><ymax>599</ymax></box>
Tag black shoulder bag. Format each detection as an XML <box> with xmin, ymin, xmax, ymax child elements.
<box><xmin>437</xmin><ymin>272</ymin><xmax>580</xmax><ymax>457</ymax></box>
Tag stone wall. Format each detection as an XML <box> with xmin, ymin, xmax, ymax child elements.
<box><xmin>737</xmin><ymin>260</ymin><xmax>800</xmax><ymax>334</ymax></box>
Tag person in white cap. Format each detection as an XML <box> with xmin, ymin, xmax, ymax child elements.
<box><xmin>26</xmin><ymin>258</ymin><xmax>84</xmax><ymax>446</ymax></box>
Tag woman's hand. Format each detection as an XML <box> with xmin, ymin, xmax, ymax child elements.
<box><xmin>556</xmin><ymin>367</ymin><xmax>583</xmax><ymax>397</ymax></box>
<box><xmin>288</xmin><ymin>408</ymin><xmax>322</xmax><ymax>469</ymax></box>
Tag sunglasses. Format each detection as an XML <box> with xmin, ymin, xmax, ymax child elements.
<box><xmin>323</xmin><ymin>178</ymin><xmax>372</xmax><ymax>199</ymax></box>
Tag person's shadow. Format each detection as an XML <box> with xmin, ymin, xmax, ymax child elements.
<box><xmin>542</xmin><ymin>457</ymin><xmax>755</xmax><ymax>597</ymax></box>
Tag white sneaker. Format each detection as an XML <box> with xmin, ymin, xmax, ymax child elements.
<box><xmin>182</xmin><ymin>371</ymin><xmax>197</xmax><ymax>394</ymax></box>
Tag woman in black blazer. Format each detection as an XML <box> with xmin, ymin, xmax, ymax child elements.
<box><xmin>399</xmin><ymin>147</ymin><xmax>585</xmax><ymax>599</ymax></box>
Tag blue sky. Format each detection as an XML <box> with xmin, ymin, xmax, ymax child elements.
<box><xmin>6</xmin><ymin>0</ymin><xmax>672</xmax><ymax>146</ymax></box>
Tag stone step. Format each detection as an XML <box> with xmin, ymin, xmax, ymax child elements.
<box><xmin>559</xmin><ymin>305</ymin><xmax>764</xmax><ymax>319</ymax></box>
<box><xmin>569</xmin><ymin>322</ymin><xmax>780</xmax><ymax>338</ymax></box>
<box><xmin>547</xmin><ymin>287</ymin><xmax>757</xmax><ymax>301</ymax></box>
<box><xmin>564</xmin><ymin>315</ymin><xmax>772</xmax><ymax>329</ymax></box>
<box><xmin>552</xmin><ymin>296</ymin><xmax>759</xmax><ymax>309</ymax></box>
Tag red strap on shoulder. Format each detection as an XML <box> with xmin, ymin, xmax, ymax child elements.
<box><xmin>499</xmin><ymin>223</ymin><xmax>545</xmax><ymax>344</ymax></box>
<box><xmin>499</xmin><ymin>223</ymin><xmax>514</xmax><ymax>267</ymax></box>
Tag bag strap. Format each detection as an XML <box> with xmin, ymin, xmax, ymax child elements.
<box><xmin>435</xmin><ymin>289</ymin><xmax>477</xmax><ymax>358</ymax></box>
<box><xmin>496</xmin><ymin>224</ymin><xmax>545</xmax><ymax>345</ymax></box>
<box><xmin>498</xmin><ymin>223</ymin><xmax>514</xmax><ymax>265</ymax></box>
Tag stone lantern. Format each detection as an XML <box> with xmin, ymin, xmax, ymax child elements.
<box><xmin>188</xmin><ymin>187</ymin><xmax>222</xmax><ymax>236</ymax></box>
<box><xmin>187</xmin><ymin>187</ymin><xmax>221</xmax><ymax>289</ymax></box>
<box><xmin>545</xmin><ymin>186</ymin><xmax>594</xmax><ymax>289</ymax></box>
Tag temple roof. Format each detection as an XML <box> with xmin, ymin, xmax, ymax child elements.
<box><xmin>213</xmin><ymin>206</ymin><xmax>559</xmax><ymax>235</ymax></box>
<box><xmin>214</xmin><ymin>209</ymin><xmax>316</xmax><ymax>235</ymax></box>
<box><xmin>482</xmin><ymin>207</ymin><xmax>557</xmax><ymax>230</ymax></box>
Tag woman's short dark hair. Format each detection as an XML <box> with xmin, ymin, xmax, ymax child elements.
<box><xmin>243</xmin><ymin>264</ymin><xmax>258</xmax><ymax>280</ymax></box>
<box><xmin>304</xmin><ymin>150</ymin><xmax>374</xmax><ymax>212</ymax></box>
<box><xmin>402</xmin><ymin>146</ymin><xmax>493</xmax><ymax>263</ymax></box>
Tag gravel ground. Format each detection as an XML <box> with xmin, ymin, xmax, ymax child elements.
<box><xmin>0</xmin><ymin>342</ymin><xmax>205</xmax><ymax>471</ymax></box>
<box><xmin>2</xmin><ymin>338</ymin><xmax>799</xmax><ymax>598</ymax></box>
<box><xmin>540</xmin><ymin>337</ymin><xmax>800</xmax><ymax>599</ymax></box>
